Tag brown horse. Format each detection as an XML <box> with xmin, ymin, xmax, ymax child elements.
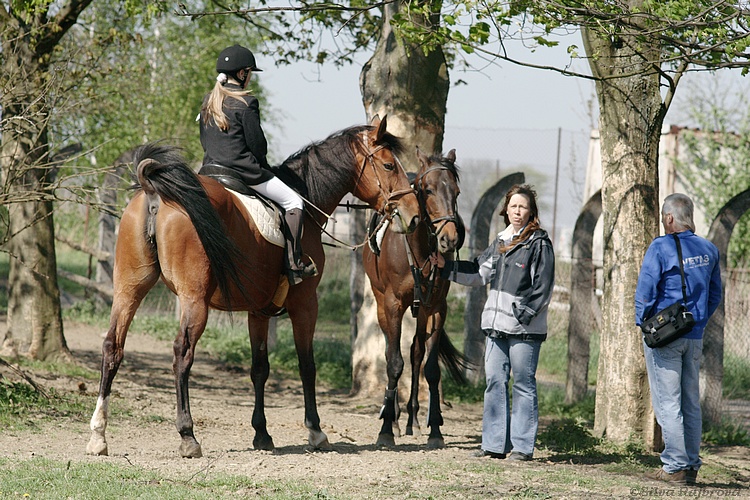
<box><xmin>363</xmin><ymin>148</ymin><xmax>467</xmax><ymax>449</ymax></box>
<box><xmin>86</xmin><ymin>116</ymin><xmax>420</xmax><ymax>458</ymax></box>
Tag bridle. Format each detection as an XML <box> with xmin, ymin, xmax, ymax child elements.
<box><xmin>413</xmin><ymin>165</ymin><xmax>460</xmax><ymax>240</ymax></box>
<box><xmin>354</xmin><ymin>139</ymin><xmax>414</xmax><ymax>220</ymax></box>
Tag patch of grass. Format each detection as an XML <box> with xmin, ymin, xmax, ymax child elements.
<box><xmin>0</xmin><ymin>457</ymin><xmax>325</xmax><ymax>499</ymax></box>
<box><xmin>444</xmin><ymin>293</ymin><xmax>465</xmax><ymax>334</ymax></box>
<box><xmin>441</xmin><ymin>376</ymin><xmax>485</xmax><ymax>404</ymax></box>
<box><xmin>130</xmin><ymin>315</ymin><xmax>180</xmax><ymax>341</ymax></box>
<box><xmin>538</xmin><ymin>418</ymin><xmax>600</xmax><ymax>454</ymax></box>
<box><xmin>0</xmin><ymin>380</ymin><xmax>89</xmax><ymax>431</ymax></box>
<box><xmin>267</xmin><ymin>326</ymin><xmax>352</xmax><ymax>390</ymax></box>
<box><xmin>538</xmin><ymin>330</ymin><xmax>567</xmax><ymax>377</ymax></box>
<box><xmin>14</xmin><ymin>358</ymin><xmax>98</xmax><ymax>381</ymax></box>
<box><xmin>724</xmin><ymin>353</ymin><xmax>750</xmax><ymax>400</ymax></box>
<box><xmin>538</xmin><ymin>384</ymin><xmax>596</xmax><ymax>422</ymax></box>
<box><xmin>62</xmin><ymin>298</ymin><xmax>110</xmax><ymax>327</ymax></box>
<box><xmin>703</xmin><ymin>418</ymin><xmax>750</xmax><ymax>446</ymax></box>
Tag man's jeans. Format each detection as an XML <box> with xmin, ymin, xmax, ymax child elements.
<box><xmin>482</xmin><ymin>336</ymin><xmax>542</xmax><ymax>456</ymax></box>
<box><xmin>644</xmin><ymin>337</ymin><xmax>703</xmax><ymax>473</ymax></box>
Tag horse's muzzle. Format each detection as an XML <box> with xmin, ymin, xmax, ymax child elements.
<box><xmin>388</xmin><ymin>208</ymin><xmax>419</xmax><ymax>234</ymax></box>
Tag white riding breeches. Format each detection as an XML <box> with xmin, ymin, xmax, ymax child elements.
<box><xmin>253</xmin><ymin>176</ymin><xmax>304</xmax><ymax>212</ymax></box>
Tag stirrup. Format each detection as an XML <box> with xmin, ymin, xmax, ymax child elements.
<box><xmin>287</xmin><ymin>258</ymin><xmax>318</xmax><ymax>285</ymax></box>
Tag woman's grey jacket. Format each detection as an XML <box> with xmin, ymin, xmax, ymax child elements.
<box><xmin>440</xmin><ymin>229</ymin><xmax>555</xmax><ymax>340</ymax></box>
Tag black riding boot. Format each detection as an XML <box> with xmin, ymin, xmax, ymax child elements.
<box><xmin>284</xmin><ymin>208</ymin><xmax>318</xmax><ymax>285</ymax></box>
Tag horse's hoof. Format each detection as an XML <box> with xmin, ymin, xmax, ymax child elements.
<box><xmin>426</xmin><ymin>437</ymin><xmax>445</xmax><ymax>449</ymax></box>
<box><xmin>312</xmin><ymin>437</ymin><xmax>333</xmax><ymax>451</ymax></box>
<box><xmin>253</xmin><ymin>434</ymin><xmax>275</xmax><ymax>451</ymax></box>
<box><xmin>376</xmin><ymin>433</ymin><xmax>396</xmax><ymax>447</ymax></box>
<box><xmin>86</xmin><ymin>436</ymin><xmax>108</xmax><ymax>456</ymax></box>
<box><xmin>309</xmin><ymin>431</ymin><xmax>332</xmax><ymax>451</ymax></box>
<box><xmin>179</xmin><ymin>440</ymin><xmax>203</xmax><ymax>458</ymax></box>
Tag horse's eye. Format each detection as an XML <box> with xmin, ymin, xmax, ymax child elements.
<box><xmin>383</xmin><ymin>162</ymin><xmax>395</xmax><ymax>171</ymax></box>
<box><xmin>425</xmin><ymin>189</ymin><xmax>434</xmax><ymax>196</ymax></box>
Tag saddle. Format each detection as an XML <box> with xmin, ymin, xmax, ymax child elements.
<box><xmin>199</xmin><ymin>164</ymin><xmax>289</xmax><ymax>317</ymax></box>
<box><xmin>198</xmin><ymin>164</ymin><xmax>285</xmax><ymax>248</ymax></box>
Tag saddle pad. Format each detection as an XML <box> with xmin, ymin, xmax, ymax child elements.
<box><xmin>227</xmin><ymin>189</ymin><xmax>285</xmax><ymax>248</ymax></box>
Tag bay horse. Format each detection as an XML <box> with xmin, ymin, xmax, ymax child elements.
<box><xmin>363</xmin><ymin>148</ymin><xmax>467</xmax><ymax>449</ymax></box>
<box><xmin>86</xmin><ymin>116</ymin><xmax>420</xmax><ymax>458</ymax></box>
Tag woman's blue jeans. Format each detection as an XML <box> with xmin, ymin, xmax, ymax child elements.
<box><xmin>643</xmin><ymin>337</ymin><xmax>703</xmax><ymax>473</ymax></box>
<box><xmin>482</xmin><ymin>335</ymin><xmax>542</xmax><ymax>456</ymax></box>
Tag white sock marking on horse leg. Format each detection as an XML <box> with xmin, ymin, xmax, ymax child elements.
<box><xmin>90</xmin><ymin>395</ymin><xmax>109</xmax><ymax>435</ymax></box>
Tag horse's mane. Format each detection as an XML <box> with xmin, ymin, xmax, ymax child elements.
<box><xmin>271</xmin><ymin>125</ymin><xmax>404</xmax><ymax>205</ymax></box>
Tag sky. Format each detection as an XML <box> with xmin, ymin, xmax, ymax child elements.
<box><xmin>262</xmin><ymin>38</ymin><xmax>597</xmax><ymax>157</ymax></box>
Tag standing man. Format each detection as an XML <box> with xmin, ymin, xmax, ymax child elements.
<box><xmin>635</xmin><ymin>193</ymin><xmax>722</xmax><ymax>485</ymax></box>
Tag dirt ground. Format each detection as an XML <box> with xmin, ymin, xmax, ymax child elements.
<box><xmin>2</xmin><ymin>320</ymin><xmax>749</xmax><ymax>499</ymax></box>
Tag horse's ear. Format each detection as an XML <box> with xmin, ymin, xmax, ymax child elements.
<box><xmin>446</xmin><ymin>149</ymin><xmax>456</xmax><ymax>164</ymax></box>
<box><xmin>416</xmin><ymin>146</ymin><xmax>429</xmax><ymax>168</ymax></box>
<box><xmin>373</xmin><ymin>114</ymin><xmax>388</xmax><ymax>140</ymax></box>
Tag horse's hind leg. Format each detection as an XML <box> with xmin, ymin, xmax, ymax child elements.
<box><xmin>87</xmin><ymin>272</ymin><xmax>159</xmax><ymax>456</ymax></box>
<box><xmin>173</xmin><ymin>297</ymin><xmax>209</xmax><ymax>458</ymax></box>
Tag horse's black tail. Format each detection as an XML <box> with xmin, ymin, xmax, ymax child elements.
<box><xmin>133</xmin><ymin>142</ymin><xmax>246</xmax><ymax>310</ymax></box>
<box><xmin>437</xmin><ymin>329</ymin><xmax>472</xmax><ymax>385</ymax></box>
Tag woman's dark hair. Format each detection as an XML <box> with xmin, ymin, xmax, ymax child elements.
<box><xmin>497</xmin><ymin>184</ymin><xmax>542</xmax><ymax>253</ymax></box>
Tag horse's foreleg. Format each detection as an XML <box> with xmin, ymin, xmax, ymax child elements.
<box><xmin>424</xmin><ymin>314</ymin><xmax>446</xmax><ymax>449</ymax></box>
<box><xmin>406</xmin><ymin>319</ymin><xmax>427</xmax><ymax>438</ymax></box>
<box><xmin>287</xmin><ymin>304</ymin><xmax>331</xmax><ymax>451</ymax></box>
<box><xmin>173</xmin><ymin>299</ymin><xmax>209</xmax><ymax>458</ymax></box>
<box><xmin>248</xmin><ymin>315</ymin><xmax>274</xmax><ymax>451</ymax></box>
<box><xmin>377</xmin><ymin>301</ymin><xmax>405</xmax><ymax>447</ymax></box>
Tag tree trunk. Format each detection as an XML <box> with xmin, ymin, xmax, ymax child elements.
<box><xmin>0</xmin><ymin>3</ymin><xmax>93</xmax><ymax>361</ymax></box>
<box><xmin>359</xmin><ymin>1</ymin><xmax>449</xmax><ymax>168</ymax></box>
<box><xmin>351</xmin><ymin>1</ymin><xmax>449</xmax><ymax>395</ymax></box>
<box><xmin>583</xmin><ymin>26</ymin><xmax>666</xmax><ymax>447</ymax></box>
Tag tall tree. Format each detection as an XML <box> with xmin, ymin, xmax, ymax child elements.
<box><xmin>395</xmin><ymin>0</ymin><xmax>750</xmax><ymax>444</ymax></box>
<box><xmin>1</xmin><ymin>0</ymin><xmax>95</xmax><ymax>361</ymax></box>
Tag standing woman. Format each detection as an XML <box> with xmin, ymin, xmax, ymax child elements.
<box><xmin>199</xmin><ymin>44</ymin><xmax>317</xmax><ymax>284</ymax></box>
<box><xmin>431</xmin><ymin>184</ymin><xmax>555</xmax><ymax>461</ymax></box>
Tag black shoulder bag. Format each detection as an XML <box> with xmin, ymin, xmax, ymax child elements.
<box><xmin>640</xmin><ymin>234</ymin><xmax>696</xmax><ymax>348</ymax></box>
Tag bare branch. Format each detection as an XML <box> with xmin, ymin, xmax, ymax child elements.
<box><xmin>56</xmin><ymin>269</ymin><xmax>113</xmax><ymax>300</ymax></box>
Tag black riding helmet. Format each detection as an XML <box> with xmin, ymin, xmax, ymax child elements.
<box><xmin>216</xmin><ymin>45</ymin><xmax>262</xmax><ymax>86</ymax></box>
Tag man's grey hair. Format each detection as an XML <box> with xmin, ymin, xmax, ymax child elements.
<box><xmin>662</xmin><ymin>193</ymin><xmax>696</xmax><ymax>232</ymax></box>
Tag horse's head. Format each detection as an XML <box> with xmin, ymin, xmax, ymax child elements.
<box><xmin>353</xmin><ymin>116</ymin><xmax>420</xmax><ymax>234</ymax></box>
<box><xmin>414</xmin><ymin>147</ymin><xmax>462</xmax><ymax>254</ymax></box>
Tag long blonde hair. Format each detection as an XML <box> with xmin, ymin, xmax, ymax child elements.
<box><xmin>202</xmin><ymin>80</ymin><xmax>250</xmax><ymax>131</ymax></box>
